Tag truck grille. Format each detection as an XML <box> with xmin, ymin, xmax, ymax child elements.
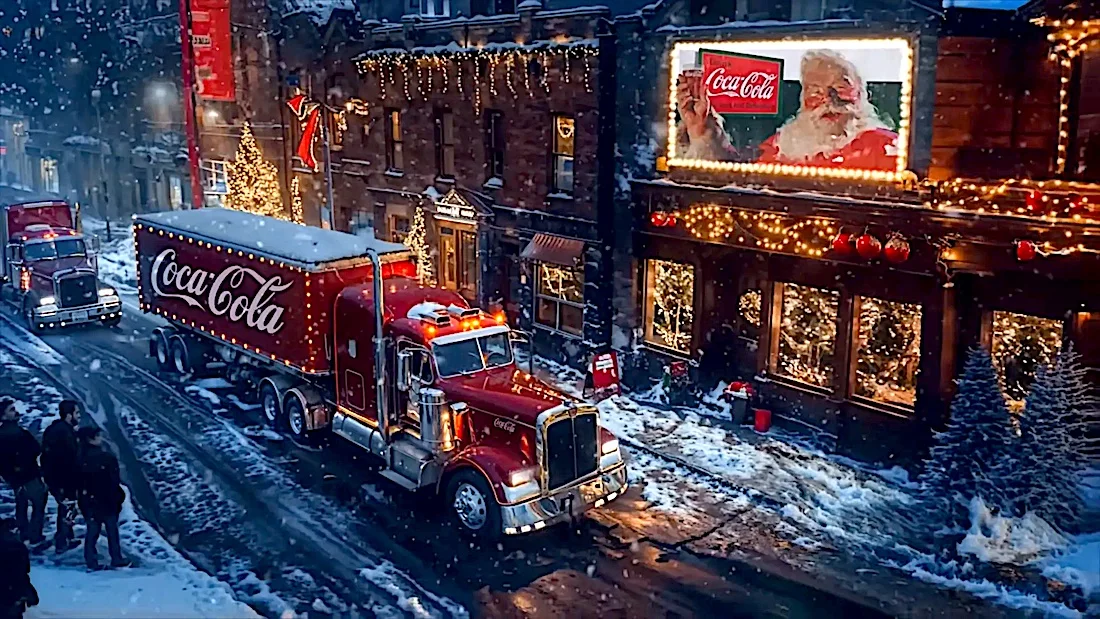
<box><xmin>545</xmin><ymin>412</ymin><xmax>599</xmax><ymax>490</ymax></box>
<box><xmin>58</xmin><ymin>274</ymin><xmax>97</xmax><ymax>308</ymax></box>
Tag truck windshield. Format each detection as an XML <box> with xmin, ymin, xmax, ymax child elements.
<box><xmin>433</xmin><ymin>331</ymin><xmax>515</xmax><ymax>377</ymax></box>
<box><xmin>24</xmin><ymin>239</ymin><xmax>85</xmax><ymax>261</ymax></box>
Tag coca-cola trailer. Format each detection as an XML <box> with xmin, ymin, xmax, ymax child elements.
<box><xmin>134</xmin><ymin>209</ymin><xmax>627</xmax><ymax>538</ymax></box>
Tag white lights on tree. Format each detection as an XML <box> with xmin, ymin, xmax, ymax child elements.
<box><xmin>649</xmin><ymin>259</ymin><xmax>695</xmax><ymax>353</ymax></box>
<box><xmin>224</xmin><ymin>124</ymin><xmax>287</xmax><ymax>220</ymax></box>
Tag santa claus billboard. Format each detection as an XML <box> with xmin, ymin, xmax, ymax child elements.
<box><xmin>668</xmin><ymin>39</ymin><xmax>914</xmax><ymax>180</ymax></box>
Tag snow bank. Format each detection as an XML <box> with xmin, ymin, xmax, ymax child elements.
<box><xmin>957</xmin><ymin>497</ymin><xmax>1068</xmax><ymax>565</ymax></box>
<box><xmin>1043</xmin><ymin>533</ymin><xmax>1100</xmax><ymax>596</ymax></box>
<box><xmin>82</xmin><ymin>218</ymin><xmax>137</xmax><ymax>294</ymax></box>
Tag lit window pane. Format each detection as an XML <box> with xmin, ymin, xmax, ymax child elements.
<box><xmin>777</xmin><ymin>283</ymin><xmax>838</xmax><ymax>388</ymax></box>
<box><xmin>854</xmin><ymin>297</ymin><xmax>922</xmax><ymax>407</ymax></box>
<box><xmin>991</xmin><ymin>311</ymin><xmax>1063</xmax><ymax>403</ymax></box>
<box><xmin>644</xmin><ymin>259</ymin><xmax>695</xmax><ymax>353</ymax></box>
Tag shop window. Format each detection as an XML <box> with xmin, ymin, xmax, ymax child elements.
<box><xmin>435</xmin><ymin>108</ymin><xmax>456</xmax><ymax>179</ymax></box>
<box><xmin>349</xmin><ymin>209</ymin><xmax>374</xmax><ymax>238</ymax></box>
<box><xmin>169</xmin><ymin>176</ymin><xmax>184</xmax><ymax>209</ymax></box>
<box><xmin>484</xmin><ymin>110</ymin><xmax>505</xmax><ymax>181</ymax></box>
<box><xmin>391</xmin><ymin>215</ymin><xmax>410</xmax><ymax>244</ymax></box>
<box><xmin>440</xmin><ymin>226</ymin><xmax>477</xmax><ymax>302</ymax></box>
<box><xmin>535</xmin><ymin>263</ymin><xmax>584</xmax><ymax>337</ymax></box>
<box><xmin>774</xmin><ymin>283</ymin><xmax>838</xmax><ymax>389</ymax></box>
<box><xmin>200</xmin><ymin>159</ymin><xmax>227</xmax><ymax>195</ymax></box>
<box><xmin>853</xmin><ymin>297</ymin><xmax>922</xmax><ymax>408</ymax></box>
<box><xmin>991</xmin><ymin>311</ymin><xmax>1064</xmax><ymax>404</ymax></box>
<box><xmin>40</xmin><ymin>158</ymin><xmax>59</xmax><ymax>193</ymax></box>
<box><xmin>551</xmin><ymin>115</ymin><xmax>575</xmax><ymax>195</ymax></box>
<box><xmin>385</xmin><ymin>109</ymin><xmax>403</xmax><ymax>172</ymax></box>
<box><xmin>643</xmin><ymin>258</ymin><xmax>695</xmax><ymax>354</ymax></box>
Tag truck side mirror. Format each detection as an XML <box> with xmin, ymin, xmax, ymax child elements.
<box><xmin>396</xmin><ymin>349</ymin><xmax>413</xmax><ymax>392</ymax></box>
<box><xmin>509</xmin><ymin>330</ymin><xmax>535</xmax><ymax>375</ymax></box>
<box><xmin>87</xmin><ymin>235</ymin><xmax>101</xmax><ymax>255</ymax></box>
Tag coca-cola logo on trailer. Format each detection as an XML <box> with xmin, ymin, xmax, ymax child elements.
<box><xmin>150</xmin><ymin>248</ymin><xmax>292</xmax><ymax>335</ymax></box>
<box><xmin>700</xmin><ymin>50</ymin><xmax>782</xmax><ymax>116</ymax></box>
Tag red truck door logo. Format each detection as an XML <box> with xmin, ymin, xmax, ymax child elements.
<box><xmin>150</xmin><ymin>248</ymin><xmax>292</xmax><ymax>334</ymax></box>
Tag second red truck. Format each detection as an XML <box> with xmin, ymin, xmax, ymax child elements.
<box><xmin>134</xmin><ymin>208</ymin><xmax>627</xmax><ymax>538</ymax></box>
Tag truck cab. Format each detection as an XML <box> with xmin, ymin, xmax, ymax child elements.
<box><xmin>1</xmin><ymin>200</ymin><xmax>121</xmax><ymax>332</ymax></box>
<box><xmin>328</xmin><ymin>277</ymin><xmax>628</xmax><ymax>539</ymax></box>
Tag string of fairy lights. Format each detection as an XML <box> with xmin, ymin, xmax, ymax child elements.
<box><xmin>356</xmin><ymin>43</ymin><xmax>598</xmax><ymax>114</ymax></box>
<box><xmin>673</xmin><ymin>204</ymin><xmax>837</xmax><ymax>257</ymax></box>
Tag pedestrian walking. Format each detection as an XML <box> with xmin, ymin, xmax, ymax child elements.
<box><xmin>41</xmin><ymin>400</ymin><xmax>82</xmax><ymax>553</ymax></box>
<box><xmin>0</xmin><ymin>518</ymin><xmax>38</xmax><ymax>619</ymax></box>
<box><xmin>0</xmin><ymin>398</ymin><xmax>47</xmax><ymax>546</ymax></box>
<box><xmin>77</xmin><ymin>426</ymin><xmax>129</xmax><ymax>570</ymax></box>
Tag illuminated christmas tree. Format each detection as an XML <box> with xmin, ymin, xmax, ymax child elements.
<box><xmin>652</xmin><ymin>260</ymin><xmax>694</xmax><ymax>352</ymax></box>
<box><xmin>777</xmin><ymin>284</ymin><xmax>839</xmax><ymax>388</ymax></box>
<box><xmin>405</xmin><ymin>205</ymin><xmax>435</xmax><ymax>286</ymax></box>
<box><xmin>224</xmin><ymin>124</ymin><xmax>287</xmax><ymax>219</ymax></box>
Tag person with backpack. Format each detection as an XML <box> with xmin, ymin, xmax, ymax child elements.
<box><xmin>77</xmin><ymin>426</ymin><xmax>129</xmax><ymax>570</ymax></box>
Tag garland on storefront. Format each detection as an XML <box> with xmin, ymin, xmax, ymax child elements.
<box><xmin>356</xmin><ymin>41</ymin><xmax>598</xmax><ymax>114</ymax></box>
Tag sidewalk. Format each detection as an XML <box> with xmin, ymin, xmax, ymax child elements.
<box><xmin>531</xmin><ymin>359</ymin><xmax>1081</xmax><ymax>618</ymax></box>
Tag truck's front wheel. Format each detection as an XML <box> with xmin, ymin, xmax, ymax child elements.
<box><xmin>446</xmin><ymin>470</ymin><xmax>502</xmax><ymax>541</ymax></box>
<box><xmin>22</xmin><ymin>300</ymin><xmax>42</xmax><ymax>334</ymax></box>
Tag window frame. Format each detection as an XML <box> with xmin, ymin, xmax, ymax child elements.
<box><xmin>848</xmin><ymin>295</ymin><xmax>923</xmax><ymax>412</ymax></box>
<box><xmin>384</xmin><ymin>108</ymin><xmax>403</xmax><ymax>172</ymax></box>
<box><xmin>200</xmin><ymin>159</ymin><xmax>228</xmax><ymax>195</ymax></box>
<box><xmin>768</xmin><ymin>281</ymin><xmax>840</xmax><ymax>392</ymax></box>
<box><xmin>390</xmin><ymin>215</ymin><xmax>411</xmax><ymax>244</ymax></box>
<box><xmin>534</xmin><ymin>261</ymin><xmax>585</xmax><ymax>339</ymax></box>
<box><xmin>550</xmin><ymin>114</ymin><xmax>575</xmax><ymax>195</ymax></box>
<box><xmin>484</xmin><ymin>110</ymin><xmax>505</xmax><ymax>181</ymax></box>
<box><xmin>642</xmin><ymin>257</ymin><xmax>696</xmax><ymax>356</ymax></box>
<box><xmin>434</xmin><ymin>107</ymin><xmax>456</xmax><ymax>179</ymax></box>
<box><xmin>40</xmin><ymin>157</ymin><xmax>60</xmax><ymax>193</ymax></box>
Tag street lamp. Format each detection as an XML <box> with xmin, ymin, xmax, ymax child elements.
<box><xmin>90</xmin><ymin>88</ymin><xmax>111</xmax><ymax>242</ymax></box>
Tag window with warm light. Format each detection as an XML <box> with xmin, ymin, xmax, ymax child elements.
<box><xmin>774</xmin><ymin>283</ymin><xmax>838</xmax><ymax>389</ymax></box>
<box><xmin>853</xmin><ymin>297</ymin><xmax>922</xmax><ymax>408</ymax></box>
<box><xmin>643</xmin><ymin>258</ymin><xmax>695</xmax><ymax>354</ymax></box>
<box><xmin>551</xmin><ymin>115</ymin><xmax>575</xmax><ymax>194</ymax></box>
<box><xmin>385</xmin><ymin>108</ymin><xmax>403</xmax><ymax>172</ymax></box>
<box><xmin>991</xmin><ymin>311</ymin><xmax>1064</xmax><ymax>404</ymax></box>
<box><xmin>535</xmin><ymin>262</ymin><xmax>584</xmax><ymax>337</ymax></box>
<box><xmin>391</xmin><ymin>215</ymin><xmax>410</xmax><ymax>244</ymax></box>
<box><xmin>40</xmin><ymin>157</ymin><xmax>59</xmax><ymax>193</ymax></box>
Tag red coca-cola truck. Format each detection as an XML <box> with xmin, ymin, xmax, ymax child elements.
<box><xmin>1</xmin><ymin>197</ymin><xmax>122</xmax><ymax>332</ymax></box>
<box><xmin>134</xmin><ymin>208</ymin><xmax>626</xmax><ymax>538</ymax></box>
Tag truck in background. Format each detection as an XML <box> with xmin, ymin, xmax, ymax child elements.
<box><xmin>1</xmin><ymin>197</ymin><xmax>121</xmax><ymax>332</ymax></box>
<box><xmin>134</xmin><ymin>208</ymin><xmax>627</xmax><ymax>539</ymax></box>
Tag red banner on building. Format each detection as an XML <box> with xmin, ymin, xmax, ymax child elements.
<box><xmin>699</xmin><ymin>50</ymin><xmax>782</xmax><ymax>116</ymax></box>
<box><xmin>191</xmin><ymin>0</ymin><xmax>234</xmax><ymax>101</ymax></box>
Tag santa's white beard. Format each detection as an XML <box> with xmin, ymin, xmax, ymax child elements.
<box><xmin>772</xmin><ymin>105</ymin><xmax>884</xmax><ymax>163</ymax></box>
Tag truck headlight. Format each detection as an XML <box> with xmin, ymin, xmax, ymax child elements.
<box><xmin>39</xmin><ymin>296</ymin><xmax>56</xmax><ymax>306</ymax></box>
<box><xmin>601</xmin><ymin>439</ymin><xmax>619</xmax><ymax>455</ymax></box>
<box><xmin>502</xmin><ymin>466</ymin><xmax>540</xmax><ymax>503</ymax></box>
<box><xmin>507</xmin><ymin>466</ymin><xmax>537</xmax><ymax>488</ymax></box>
<box><xmin>98</xmin><ymin>287</ymin><xmax>116</xmax><ymax>297</ymax></box>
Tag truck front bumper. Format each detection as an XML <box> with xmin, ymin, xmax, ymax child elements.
<box><xmin>33</xmin><ymin>297</ymin><xmax>122</xmax><ymax>329</ymax></box>
<box><xmin>500</xmin><ymin>462</ymin><xmax>628</xmax><ymax>535</ymax></box>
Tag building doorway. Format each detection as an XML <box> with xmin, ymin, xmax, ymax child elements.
<box><xmin>439</xmin><ymin>225</ymin><xmax>477</xmax><ymax>303</ymax></box>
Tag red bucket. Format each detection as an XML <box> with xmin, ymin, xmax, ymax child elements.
<box><xmin>753</xmin><ymin>408</ymin><xmax>772</xmax><ymax>433</ymax></box>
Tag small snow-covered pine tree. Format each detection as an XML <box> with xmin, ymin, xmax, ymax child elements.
<box><xmin>920</xmin><ymin>347</ymin><xmax>1016</xmax><ymax>525</ymax></box>
<box><xmin>1003</xmin><ymin>344</ymin><xmax>1090</xmax><ymax>528</ymax></box>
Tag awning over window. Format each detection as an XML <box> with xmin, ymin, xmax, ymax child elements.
<box><xmin>520</xmin><ymin>233</ymin><xmax>584</xmax><ymax>266</ymax></box>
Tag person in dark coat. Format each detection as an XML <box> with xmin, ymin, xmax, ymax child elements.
<box><xmin>77</xmin><ymin>426</ymin><xmax>128</xmax><ymax>570</ymax></box>
<box><xmin>0</xmin><ymin>518</ymin><xmax>38</xmax><ymax>619</ymax></box>
<box><xmin>41</xmin><ymin>400</ymin><xmax>82</xmax><ymax>553</ymax></box>
<box><xmin>0</xmin><ymin>398</ymin><xmax>47</xmax><ymax>545</ymax></box>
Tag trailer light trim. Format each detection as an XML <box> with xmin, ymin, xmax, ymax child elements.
<box><xmin>504</xmin><ymin>527</ymin><xmax>518</xmax><ymax>535</ymax></box>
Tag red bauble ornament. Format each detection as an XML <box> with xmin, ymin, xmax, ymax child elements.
<box><xmin>664</xmin><ymin>212</ymin><xmax>677</xmax><ymax>227</ymax></box>
<box><xmin>1016</xmin><ymin>240</ymin><xmax>1037</xmax><ymax>261</ymax></box>
<box><xmin>1067</xmin><ymin>193</ymin><xmax>1085</xmax><ymax>216</ymax></box>
<box><xmin>1026</xmin><ymin>189</ymin><xmax>1045</xmax><ymax>215</ymax></box>
<box><xmin>831</xmin><ymin>232</ymin><xmax>855</xmax><ymax>256</ymax></box>
<box><xmin>650</xmin><ymin>211</ymin><xmax>668</xmax><ymax>227</ymax></box>
<box><xmin>855</xmin><ymin>233</ymin><xmax>882</xmax><ymax>260</ymax></box>
<box><xmin>884</xmin><ymin>236</ymin><xmax>910</xmax><ymax>264</ymax></box>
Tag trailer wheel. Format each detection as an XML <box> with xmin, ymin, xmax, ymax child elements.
<box><xmin>153</xmin><ymin>332</ymin><xmax>172</xmax><ymax>370</ymax></box>
<box><xmin>259</xmin><ymin>382</ymin><xmax>281</xmax><ymax>427</ymax></box>
<box><xmin>445</xmin><ymin>470</ymin><xmax>502</xmax><ymax>541</ymax></box>
<box><xmin>170</xmin><ymin>337</ymin><xmax>192</xmax><ymax>375</ymax></box>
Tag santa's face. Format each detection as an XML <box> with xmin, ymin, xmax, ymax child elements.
<box><xmin>799</xmin><ymin>60</ymin><xmax>863</xmax><ymax>133</ymax></box>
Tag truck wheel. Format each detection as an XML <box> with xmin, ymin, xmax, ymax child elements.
<box><xmin>103</xmin><ymin>315</ymin><xmax>122</xmax><ymax>328</ymax></box>
<box><xmin>445</xmin><ymin>470</ymin><xmax>502</xmax><ymax>541</ymax></box>
<box><xmin>259</xmin><ymin>382</ymin><xmax>281</xmax><ymax>427</ymax></box>
<box><xmin>170</xmin><ymin>337</ymin><xmax>192</xmax><ymax>375</ymax></box>
<box><xmin>22</xmin><ymin>300</ymin><xmax>42</xmax><ymax>335</ymax></box>
<box><xmin>283</xmin><ymin>395</ymin><xmax>312</xmax><ymax>444</ymax></box>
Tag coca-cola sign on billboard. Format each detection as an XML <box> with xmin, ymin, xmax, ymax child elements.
<box><xmin>699</xmin><ymin>51</ymin><xmax>782</xmax><ymax>116</ymax></box>
<box><xmin>668</xmin><ymin>39</ymin><xmax>915</xmax><ymax>179</ymax></box>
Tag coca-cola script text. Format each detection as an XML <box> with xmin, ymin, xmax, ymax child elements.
<box><xmin>150</xmin><ymin>248</ymin><xmax>292</xmax><ymax>335</ymax></box>
<box><xmin>699</xmin><ymin>50</ymin><xmax>782</xmax><ymax>116</ymax></box>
